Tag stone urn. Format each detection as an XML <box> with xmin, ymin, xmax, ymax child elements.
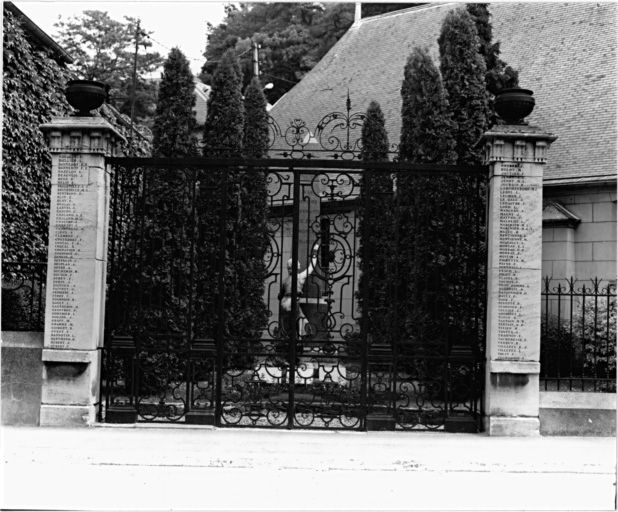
<box><xmin>65</xmin><ymin>79</ymin><xmax>108</xmax><ymax>116</ymax></box>
<box><xmin>494</xmin><ymin>88</ymin><xmax>535</xmax><ymax>124</ymax></box>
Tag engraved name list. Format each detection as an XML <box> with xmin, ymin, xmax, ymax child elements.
<box><xmin>49</xmin><ymin>154</ymin><xmax>89</xmax><ymax>348</ymax></box>
<box><xmin>496</xmin><ymin>163</ymin><xmax>538</xmax><ymax>360</ymax></box>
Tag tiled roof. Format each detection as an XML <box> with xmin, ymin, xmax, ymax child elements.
<box><xmin>269</xmin><ymin>3</ymin><xmax>617</xmax><ymax>184</ymax></box>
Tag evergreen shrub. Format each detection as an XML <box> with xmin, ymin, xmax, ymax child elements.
<box><xmin>466</xmin><ymin>3</ymin><xmax>519</xmax><ymax>126</ymax></box>
<box><xmin>438</xmin><ymin>9</ymin><xmax>489</xmax><ymax>166</ymax></box>
<box><xmin>358</xmin><ymin>101</ymin><xmax>393</xmax><ymax>345</ymax></box>
<box><xmin>398</xmin><ymin>47</ymin><xmax>457</xmax><ymax>349</ymax></box>
<box><xmin>152</xmin><ymin>48</ymin><xmax>198</xmax><ymax>158</ymax></box>
<box><xmin>541</xmin><ymin>296</ymin><xmax>616</xmax><ymax>393</ymax></box>
<box><xmin>198</xmin><ymin>52</ymin><xmax>268</xmax><ymax>367</ymax></box>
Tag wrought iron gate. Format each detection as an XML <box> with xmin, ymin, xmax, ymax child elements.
<box><xmin>101</xmin><ymin>157</ymin><xmax>487</xmax><ymax>431</ymax></box>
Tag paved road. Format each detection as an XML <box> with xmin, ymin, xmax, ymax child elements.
<box><xmin>1</xmin><ymin>425</ymin><xmax>616</xmax><ymax>511</ymax></box>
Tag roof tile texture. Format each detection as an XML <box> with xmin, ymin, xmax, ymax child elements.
<box><xmin>270</xmin><ymin>3</ymin><xmax>617</xmax><ymax>183</ymax></box>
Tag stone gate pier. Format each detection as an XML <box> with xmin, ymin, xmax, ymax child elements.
<box><xmin>483</xmin><ymin>124</ymin><xmax>556</xmax><ymax>436</ymax></box>
<box><xmin>38</xmin><ymin>117</ymin><xmax>123</xmax><ymax>426</ymax></box>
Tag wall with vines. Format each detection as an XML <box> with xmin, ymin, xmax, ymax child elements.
<box><xmin>2</xmin><ymin>6</ymin><xmax>151</xmax><ymax>263</ymax></box>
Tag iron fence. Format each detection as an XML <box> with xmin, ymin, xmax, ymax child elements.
<box><xmin>1</xmin><ymin>261</ymin><xmax>47</xmax><ymax>331</ymax></box>
<box><xmin>541</xmin><ymin>277</ymin><xmax>616</xmax><ymax>392</ymax></box>
<box><xmin>100</xmin><ymin>158</ymin><xmax>488</xmax><ymax>431</ymax></box>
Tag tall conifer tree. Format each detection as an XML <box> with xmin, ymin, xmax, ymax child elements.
<box><xmin>152</xmin><ymin>48</ymin><xmax>197</xmax><ymax>157</ymax></box>
<box><xmin>438</xmin><ymin>9</ymin><xmax>489</xmax><ymax>166</ymax></box>
<box><xmin>243</xmin><ymin>77</ymin><xmax>270</xmax><ymax>158</ymax></box>
<box><xmin>358</xmin><ymin>101</ymin><xmax>392</xmax><ymax>344</ymax></box>
<box><xmin>139</xmin><ymin>48</ymin><xmax>198</xmax><ymax>335</ymax></box>
<box><xmin>399</xmin><ymin>48</ymin><xmax>457</xmax><ymax>165</ymax></box>
<box><xmin>466</xmin><ymin>3</ymin><xmax>519</xmax><ymax>126</ymax></box>
<box><xmin>438</xmin><ymin>11</ymin><xmax>489</xmax><ymax>350</ymax></box>
<box><xmin>203</xmin><ymin>49</ymin><xmax>244</xmax><ymax>158</ymax></box>
<box><xmin>466</xmin><ymin>3</ymin><xmax>519</xmax><ymax>96</ymax></box>
<box><xmin>197</xmin><ymin>50</ymin><xmax>246</xmax><ymax>343</ymax></box>
<box><xmin>236</xmin><ymin>77</ymin><xmax>270</xmax><ymax>342</ymax></box>
<box><xmin>398</xmin><ymin>47</ymin><xmax>457</xmax><ymax>348</ymax></box>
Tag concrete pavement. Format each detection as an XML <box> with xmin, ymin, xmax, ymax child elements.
<box><xmin>1</xmin><ymin>425</ymin><xmax>616</xmax><ymax>511</ymax></box>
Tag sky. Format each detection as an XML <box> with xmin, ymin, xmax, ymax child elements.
<box><xmin>13</xmin><ymin>1</ymin><xmax>229</xmax><ymax>75</ymax></box>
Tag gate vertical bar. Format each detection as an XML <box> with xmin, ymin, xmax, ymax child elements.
<box><xmin>391</xmin><ymin>173</ymin><xmax>401</xmax><ymax>425</ymax></box>
<box><xmin>133</xmin><ymin>167</ymin><xmax>148</xmax><ymax>412</ymax></box>
<box><xmin>288</xmin><ymin>167</ymin><xmax>300</xmax><ymax>429</ymax></box>
<box><xmin>215</xmin><ymin>170</ymin><xmax>228</xmax><ymax>426</ymax></box>
<box><xmin>359</xmin><ymin>168</ymin><xmax>370</xmax><ymax>427</ymax></box>
<box><xmin>186</xmin><ymin>168</ymin><xmax>198</xmax><ymax>413</ymax></box>
<box><xmin>101</xmin><ymin>162</ymin><xmax>120</xmax><ymax>421</ymax></box>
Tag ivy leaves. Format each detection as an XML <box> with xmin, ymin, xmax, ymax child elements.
<box><xmin>3</xmin><ymin>7</ymin><xmax>152</xmax><ymax>262</ymax></box>
<box><xmin>2</xmin><ymin>8</ymin><xmax>72</xmax><ymax>261</ymax></box>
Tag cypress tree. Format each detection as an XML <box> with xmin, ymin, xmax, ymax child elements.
<box><xmin>197</xmin><ymin>50</ymin><xmax>245</xmax><ymax>345</ymax></box>
<box><xmin>466</xmin><ymin>3</ymin><xmax>519</xmax><ymax>124</ymax></box>
<box><xmin>438</xmin><ymin>11</ymin><xmax>490</xmax><ymax>352</ymax></box>
<box><xmin>358</xmin><ymin>101</ymin><xmax>392</xmax><ymax>344</ymax></box>
<box><xmin>466</xmin><ymin>3</ymin><xmax>519</xmax><ymax>94</ymax></box>
<box><xmin>438</xmin><ymin>9</ymin><xmax>490</xmax><ymax>166</ymax></box>
<box><xmin>137</xmin><ymin>48</ymin><xmax>198</xmax><ymax>336</ymax></box>
<box><xmin>399</xmin><ymin>47</ymin><xmax>457</xmax><ymax>165</ymax></box>
<box><xmin>243</xmin><ymin>77</ymin><xmax>270</xmax><ymax>158</ymax></box>
<box><xmin>119</xmin><ymin>48</ymin><xmax>200</xmax><ymax>392</ymax></box>
<box><xmin>152</xmin><ymin>48</ymin><xmax>198</xmax><ymax>157</ymax></box>
<box><xmin>236</xmin><ymin>77</ymin><xmax>270</xmax><ymax>342</ymax></box>
<box><xmin>202</xmin><ymin>49</ymin><xmax>244</xmax><ymax>158</ymax></box>
<box><xmin>398</xmin><ymin>47</ymin><xmax>457</xmax><ymax>348</ymax></box>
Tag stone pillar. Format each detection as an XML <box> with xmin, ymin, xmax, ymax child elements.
<box><xmin>39</xmin><ymin>117</ymin><xmax>124</xmax><ymax>426</ymax></box>
<box><xmin>483</xmin><ymin>124</ymin><xmax>556</xmax><ymax>436</ymax></box>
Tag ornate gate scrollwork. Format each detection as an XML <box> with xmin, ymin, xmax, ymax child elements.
<box><xmin>101</xmin><ymin>156</ymin><xmax>486</xmax><ymax>431</ymax></box>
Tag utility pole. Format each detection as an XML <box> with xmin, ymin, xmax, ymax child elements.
<box><xmin>252</xmin><ymin>40</ymin><xmax>260</xmax><ymax>78</ymax></box>
<box><xmin>129</xmin><ymin>18</ymin><xmax>141</xmax><ymax>146</ymax></box>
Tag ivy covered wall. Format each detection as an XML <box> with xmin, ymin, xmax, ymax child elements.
<box><xmin>2</xmin><ymin>6</ymin><xmax>73</xmax><ymax>261</ymax></box>
<box><xmin>2</xmin><ymin>6</ymin><xmax>152</xmax><ymax>262</ymax></box>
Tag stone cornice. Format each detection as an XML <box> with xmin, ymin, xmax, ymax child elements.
<box><xmin>482</xmin><ymin>124</ymin><xmax>558</xmax><ymax>142</ymax></box>
<box><xmin>40</xmin><ymin>116</ymin><xmax>126</xmax><ymax>157</ymax></box>
<box><xmin>483</xmin><ymin>125</ymin><xmax>558</xmax><ymax>165</ymax></box>
<box><xmin>40</xmin><ymin>116</ymin><xmax>125</xmax><ymax>140</ymax></box>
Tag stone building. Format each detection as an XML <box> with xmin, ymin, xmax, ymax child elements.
<box><xmin>269</xmin><ymin>2</ymin><xmax>617</xmax><ymax>284</ymax></box>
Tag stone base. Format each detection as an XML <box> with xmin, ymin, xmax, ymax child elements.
<box><xmin>365</xmin><ymin>413</ymin><xmax>396</xmax><ymax>431</ymax></box>
<box><xmin>445</xmin><ymin>415</ymin><xmax>479</xmax><ymax>433</ymax></box>
<box><xmin>40</xmin><ymin>404</ymin><xmax>97</xmax><ymax>426</ymax></box>
<box><xmin>539</xmin><ymin>391</ymin><xmax>616</xmax><ymax>436</ymax></box>
<box><xmin>540</xmin><ymin>408</ymin><xmax>616</xmax><ymax>436</ymax></box>
<box><xmin>185</xmin><ymin>410</ymin><xmax>215</xmax><ymax>425</ymax></box>
<box><xmin>484</xmin><ymin>415</ymin><xmax>540</xmax><ymax>436</ymax></box>
<box><xmin>1</xmin><ymin>333</ymin><xmax>43</xmax><ymax>426</ymax></box>
<box><xmin>105</xmin><ymin>406</ymin><xmax>137</xmax><ymax>424</ymax></box>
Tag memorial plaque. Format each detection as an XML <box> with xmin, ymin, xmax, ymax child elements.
<box><xmin>48</xmin><ymin>154</ymin><xmax>91</xmax><ymax>349</ymax></box>
<box><xmin>495</xmin><ymin>163</ymin><xmax>540</xmax><ymax>360</ymax></box>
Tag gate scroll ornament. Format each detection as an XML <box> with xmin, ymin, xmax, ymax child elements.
<box><xmin>268</xmin><ymin>92</ymin><xmax>369</xmax><ymax>160</ymax></box>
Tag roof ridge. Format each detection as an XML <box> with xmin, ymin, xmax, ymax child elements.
<box><xmin>358</xmin><ymin>2</ymin><xmax>457</xmax><ymax>24</ymax></box>
<box><xmin>5</xmin><ymin>1</ymin><xmax>73</xmax><ymax>64</ymax></box>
